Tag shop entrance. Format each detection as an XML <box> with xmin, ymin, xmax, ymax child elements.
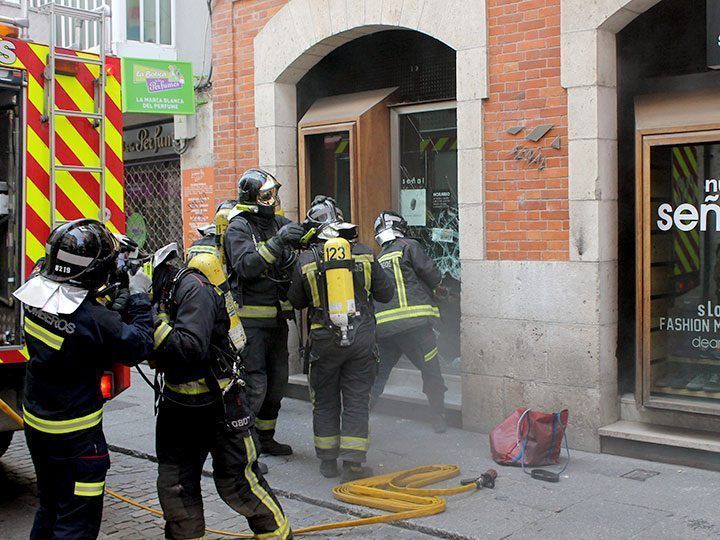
<box><xmin>638</xmin><ymin>125</ymin><xmax>720</xmax><ymax>414</ymax></box>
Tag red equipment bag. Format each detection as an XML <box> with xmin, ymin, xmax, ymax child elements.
<box><xmin>489</xmin><ymin>408</ymin><xmax>569</xmax><ymax>467</ymax></box>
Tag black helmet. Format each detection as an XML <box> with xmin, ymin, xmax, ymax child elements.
<box><xmin>41</xmin><ymin>218</ymin><xmax>117</xmax><ymax>289</ymax></box>
<box><xmin>305</xmin><ymin>199</ymin><xmax>356</xmax><ymax>241</ymax></box>
<box><xmin>237</xmin><ymin>169</ymin><xmax>281</xmax><ymax>215</ymax></box>
<box><xmin>374</xmin><ymin>211</ymin><xmax>408</xmax><ymax>246</ymax></box>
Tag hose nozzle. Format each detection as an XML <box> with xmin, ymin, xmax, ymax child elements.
<box><xmin>461</xmin><ymin>469</ymin><xmax>497</xmax><ymax>490</ymax></box>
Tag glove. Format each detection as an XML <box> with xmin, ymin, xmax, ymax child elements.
<box><xmin>311</xmin><ymin>195</ymin><xmax>337</xmax><ymax>207</ymax></box>
<box><xmin>108</xmin><ymin>288</ymin><xmax>130</xmax><ymax>313</ymax></box>
<box><xmin>129</xmin><ymin>267</ymin><xmax>152</xmax><ymax>296</ymax></box>
<box><xmin>261</xmin><ymin>223</ymin><xmax>305</xmax><ymax>262</ymax></box>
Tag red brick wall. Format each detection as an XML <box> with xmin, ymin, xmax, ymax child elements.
<box><xmin>212</xmin><ymin>0</ymin><xmax>570</xmax><ymax>260</ymax></box>
<box><xmin>211</xmin><ymin>0</ymin><xmax>288</xmax><ymax>204</ymax></box>
<box><xmin>483</xmin><ymin>0</ymin><xmax>569</xmax><ymax>260</ymax></box>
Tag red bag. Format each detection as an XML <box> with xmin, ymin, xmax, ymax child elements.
<box><xmin>489</xmin><ymin>408</ymin><xmax>569</xmax><ymax>467</ymax></box>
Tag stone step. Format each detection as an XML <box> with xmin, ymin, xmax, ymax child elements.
<box><xmin>599</xmin><ymin>420</ymin><xmax>720</xmax><ymax>471</ymax></box>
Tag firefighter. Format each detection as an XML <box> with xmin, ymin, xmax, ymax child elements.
<box><xmin>150</xmin><ymin>243</ymin><xmax>291</xmax><ymax>540</ymax></box>
<box><xmin>287</xmin><ymin>198</ymin><xmax>394</xmax><ymax>481</ymax></box>
<box><xmin>12</xmin><ymin>218</ymin><xmax>154</xmax><ymax>540</ymax></box>
<box><xmin>224</xmin><ymin>169</ymin><xmax>304</xmax><ymax>456</ymax></box>
<box><xmin>369</xmin><ymin>211</ymin><xmax>448</xmax><ymax>433</ymax></box>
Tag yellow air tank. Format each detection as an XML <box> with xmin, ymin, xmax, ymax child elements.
<box><xmin>323</xmin><ymin>237</ymin><xmax>356</xmax><ymax>335</ymax></box>
<box><xmin>188</xmin><ymin>251</ymin><xmax>247</xmax><ymax>352</ymax></box>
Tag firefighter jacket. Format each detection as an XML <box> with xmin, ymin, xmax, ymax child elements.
<box><xmin>152</xmin><ymin>269</ymin><xmax>234</xmax><ymax>406</ymax></box>
<box><xmin>287</xmin><ymin>242</ymin><xmax>394</xmax><ymax>341</ymax></box>
<box><xmin>224</xmin><ymin>213</ymin><xmax>294</xmax><ymax>328</ymax></box>
<box><xmin>374</xmin><ymin>238</ymin><xmax>442</xmax><ymax>339</ymax></box>
<box><xmin>186</xmin><ymin>234</ymin><xmax>217</xmax><ymax>258</ymax></box>
<box><xmin>22</xmin><ymin>294</ymin><xmax>153</xmax><ymax>435</ymax></box>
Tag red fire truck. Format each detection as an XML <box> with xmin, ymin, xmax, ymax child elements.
<box><xmin>0</xmin><ymin>3</ymin><xmax>128</xmax><ymax>457</ymax></box>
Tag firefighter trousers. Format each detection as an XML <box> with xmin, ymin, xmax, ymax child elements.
<box><xmin>308</xmin><ymin>329</ymin><xmax>376</xmax><ymax>463</ymax></box>
<box><xmin>156</xmin><ymin>405</ymin><xmax>290</xmax><ymax>539</ymax></box>
<box><xmin>25</xmin><ymin>425</ymin><xmax>110</xmax><ymax>540</ymax></box>
<box><xmin>371</xmin><ymin>326</ymin><xmax>447</xmax><ymax>413</ymax></box>
<box><xmin>242</xmin><ymin>324</ymin><xmax>289</xmax><ymax>442</ymax></box>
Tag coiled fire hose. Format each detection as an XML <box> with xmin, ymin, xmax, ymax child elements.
<box><xmin>1</xmin><ymin>400</ymin><xmax>498</xmax><ymax>537</ymax></box>
<box><xmin>106</xmin><ymin>465</ymin><xmax>497</xmax><ymax>538</ymax></box>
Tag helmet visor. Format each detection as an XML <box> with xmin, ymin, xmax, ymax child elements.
<box><xmin>375</xmin><ymin>228</ymin><xmax>398</xmax><ymax>246</ymax></box>
<box><xmin>257</xmin><ymin>177</ymin><xmax>281</xmax><ymax>207</ymax></box>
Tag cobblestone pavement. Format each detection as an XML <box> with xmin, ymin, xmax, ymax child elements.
<box><xmin>0</xmin><ymin>434</ymin><xmax>439</xmax><ymax>539</ymax></box>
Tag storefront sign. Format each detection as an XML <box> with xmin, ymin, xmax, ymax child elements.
<box><xmin>432</xmin><ymin>190</ymin><xmax>452</xmax><ymax>209</ymax></box>
<box><xmin>181</xmin><ymin>167</ymin><xmax>215</xmax><ymax>249</ymax></box>
<box><xmin>121</xmin><ymin>58</ymin><xmax>195</xmax><ymax>114</ymax></box>
<box><xmin>123</xmin><ymin>122</ymin><xmax>176</xmax><ymax>160</ymax></box>
<box><xmin>400</xmin><ymin>176</ymin><xmax>426</xmax><ymax>226</ymax></box>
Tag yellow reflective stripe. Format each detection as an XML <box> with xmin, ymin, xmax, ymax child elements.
<box><xmin>22</xmin><ymin>406</ymin><xmax>103</xmax><ymax>435</ymax></box>
<box><xmin>355</xmin><ymin>254</ymin><xmax>373</xmax><ymax>293</ymax></box>
<box><xmin>310</xmin><ymin>323</ymin><xmax>323</xmax><ymax>330</ymax></box>
<box><xmin>314</xmin><ymin>435</ymin><xmax>340</xmax><ymax>449</ymax></box>
<box><xmin>340</xmin><ymin>435</ymin><xmax>370</xmax><ymax>451</ymax></box>
<box><xmin>424</xmin><ymin>347</ymin><xmax>439</xmax><ymax>362</ymax></box>
<box><xmin>153</xmin><ymin>321</ymin><xmax>172</xmax><ymax>350</ymax></box>
<box><xmin>376</xmin><ymin>305</ymin><xmax>440</xmax><ymax>325</ymax></box>
<box><xmin>24</xmin><ymin>318</ymin><xmax>64</xmax><ymax>350</ymax></box>
<box><xmin>279</xmin><ymin>300</ymin><xmax>293</xmax><ymax>312</ymax></box>
<box><xmin>239</xmin><ymin>305</ymin><xmax>277</xmax><ymax>318</ymax></box>
<box><xmin>187</xmin><ymin>245</ymin><xmax>217</xmax><ymax>255</ymax></box>
<box><xmin>255</xmin><ymin>418</ymin><xmax>277</xmax><ymax>431</ymax></box>
<box><xmin>74</xmin><ymin>481</ymin><xmax>105</xmax><ymax>497</ymax></box>
<box><xmin>391</xmin><ymin>258</ymin><xmax>407</xmax><ymax>307</ymax></box>
<box><xmin>302</xmin><ymin>262</ymin><xmax>321</xmax><ymax>307</ymax></box>
<box><xmin>242</xmin><ymin>436</ymin><xmax>289</xmax><ymax>537</ymax></box>
<box><xmin>378</xmin><ymin>251</ymin><xmax>403</xmax><ymax>262</ymax></box>
<box><xmin>258</xmin><ymin>244</ymin><xmax>277</xmax><ymax>264</ymax></box>
<box><xmin>165</xmin><ymin>378</ymin><xmax>230</xmax><ymax>396</ymax></box>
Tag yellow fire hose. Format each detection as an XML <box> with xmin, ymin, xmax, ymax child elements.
<box><xmin>1</xmin><ymin>399</ymin><xmax>497</xmax><ymax>538</ymax></box>
<box><xmin>107</xmin><ymin>464</ymin><xmax>497</xmax><ymax>538</ymax></box>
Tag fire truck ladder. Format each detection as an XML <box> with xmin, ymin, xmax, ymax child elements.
<box><xmin>38</xmin><ymin>2</ymin><xmax>111</xmax><ymax>227</ymax></box>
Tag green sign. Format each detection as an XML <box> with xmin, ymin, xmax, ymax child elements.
<box><xmin>121</xmin><ymin>57</ymin><xmax>195</xmax><ymax>115</ymax></box>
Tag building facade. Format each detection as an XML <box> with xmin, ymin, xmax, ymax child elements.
<box><xmin>210</xmin><ymin>0</ymin><xmax>720</xmax><ymax>467</ymax></box>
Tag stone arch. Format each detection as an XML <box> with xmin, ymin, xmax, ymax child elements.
<box><xmin>252</xmin><ymin>0</ymin><xmax>488</xmax><ymax>259</ymax></box>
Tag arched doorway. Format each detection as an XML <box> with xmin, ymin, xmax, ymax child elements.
<box><xmin>254</xmin><ymin>0</ymin><xmax>488</xmax><ymax>424</ymax></box>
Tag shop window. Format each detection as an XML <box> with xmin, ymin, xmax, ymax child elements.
<box><xmin>306</xmin><ymin>131</ymin><xmax>352</xmax><ymax>220</ymax></box>
<box><xmin>642</xmin><ymin>133</ymin><xmax>720</xmax><ymax>412</ymax></box>
<box><xmin>394</xmin><ymin>105</ymin><xmax>460</xmax><ymax>371</ymax></box>
<box><xmin>126</xmin><ymin>0</ymin><xmax>173</xmax><ymax>46</ymax></box>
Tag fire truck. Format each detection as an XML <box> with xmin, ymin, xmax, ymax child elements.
<box><xmin>0</xmin><ymin>3</ymin><xmax>127</xmax><ymax>457</ymax></box>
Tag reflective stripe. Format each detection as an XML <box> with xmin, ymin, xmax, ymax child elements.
<box><xmin>239</xmin><ymin>305</ymin><xmax>277</xmax><ymax>318</ymax></box>
<box><xmin>310</xmin><ymin>323</ymin><xmax>323</xmax><ymax>330</ymax></box>
<box><xmin>302</xmin><ymin>262</ymin><xmax>321</xmax><ymax>307</ymax></box>
<box><xmin>153</xmin><ymin>321</ymin><xmax>172</xmax><ymax>350</ymax></box>
<box><xmin>314</xmin><ymin>435</ymin><xmax>340</xmax><ymax>450</ymax></box>
<box><xmin>74</xmin><ymin>481</ymin><xmax>105</xmax><ymax>497</ymax></box>
<box><xmin>23</xmin><ymin>406</ymin><xmax>102</xmax><ymax>435</ymax></box>
<box><xmin>165</xmin><ymin>377</ymin><xmax>230</xmax><ymax>396</ymax></box>
<box><xmin>24</xmin><ymin>318</ymin><xmax>64</xmax><ymax>350</ymax></box>
<box><xmin>258</xmin><ymin>244</ymin><xmax>277</xmax><ymax>264</ymax></box>
<box><xmin>376</xmin><ymin>305</ymin><xmax>440</xmax><ymax>325</ymax></box>
<box><xmin>378</xmin><ymin>251</ymin><xmax>403</xmax><ymax>262</ymax></box>
<box><xmin>392</xmin><ymin>258</ymin><xmax>407</xmax><ymax>307</ymax></box>
<box><xmin>279</xmin><ymin>300</ymin><xmax>293</xmax><ymax>312</ymax></box>
<box><xmin>242</xmin><ymin>436</ymin><xmax>290</xmax><ymax>538</ymax></box>
<box><xmin>424</xmin><ymin>347</ymin><xmax>439</xmax><ymax>362</ymax></box>
<box><xmin>255</xmin><ymin>417</ymin><xmax>277</xmax><ymax>431</ymax></box>
<box><xmin>340</xmin><ymin>435</ymin><xmax>370</xmax><ymax>451</ymax></box>
<box><xmin>187</xmin><ymin>245</ymin><xmax>217</xmax><ymax>255</ymax></box>
<box><xmin>354</xmin><ymin>254</ymin><xmax>373</xmax><ymax>293</ymax></box>
<box><xmin>57</xmin><ymin>249</ymin><xmax>94</xmax><ymax>266</ymax></box>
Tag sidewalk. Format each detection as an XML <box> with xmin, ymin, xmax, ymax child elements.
<box><xmin>103</xmin><ymin>370</ymin><xmax>720</xmax><ymax>539</ymax></box>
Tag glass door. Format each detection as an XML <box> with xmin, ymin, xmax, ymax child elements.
<box><xmin>392</xmin><ymin>104</ymin><xmax>460</xmax><ymax>372</ymax></box>
<box><xmin>640</xmin><ymin>130</ymin><xmax>720</xmax><ymax>413</ymax></box>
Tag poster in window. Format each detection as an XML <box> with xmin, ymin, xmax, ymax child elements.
<box><xmin>181</xmin><ymin>167</ymin><xmax>215</xmax><ymax>249</ymax></box>
<box><xmin>400</xmin><ymin>188</ymin><xmax>426</xmax><ymax>227</ymax></box>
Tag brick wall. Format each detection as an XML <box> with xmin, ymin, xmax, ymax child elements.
<box><xmin>211</xmin><ymin>0</ymin><xmax>570</xmax><ymax>260</ymax></box>
<box><xmin>211</xmin><ymin>0</ymin><xmax>287</xmax><ymax>204</ymax></box>
<box><xmin>483</xmin><ymin>0</ymin><xmax>569</xmax><ymax>260</ymax></box>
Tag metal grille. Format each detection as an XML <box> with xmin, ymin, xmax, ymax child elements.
<box><xmin>124</xmin><ymin>159</ymin><xmax>182</xmax><ymax>253</ymax></box>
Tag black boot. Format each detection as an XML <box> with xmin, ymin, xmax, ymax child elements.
<box><xmin>259</xmin><ymin>436</ymin><xmax>293</xmax><ymax>456</ymax></box>
<box><xmin>431</xmin><ymin>412</ymin><xmax>447</xmax><ymax>434</ymax></box>
<box><xmin>319</xmin><ymin>459</ymin><xmax>339</xmax><ymax>478</ymax></box>
<box><xmin>341</xmin><ymin>461</ymin><xmax>374</xmax><ymax>482</ymax></box>
<box><xmin>257</xmin><ymin>461</ymin><xmax>269</xmax><ymax>475</ymax></box>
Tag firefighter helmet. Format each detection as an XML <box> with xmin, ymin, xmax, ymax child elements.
<box><xmin>305</xmin><ymin>199</ymin><xmax>357</xmax><ymax>241</ymax></box>
<box><xmin>237</xmin><ymin>169</ymin><xmax>281</xmax><ymax>215</ymax></box>
<box><xmin>374</xmin><ymin>211</ymin><xmax>408</xmax><ymax>246</ymax></box>
<box><xmin>41</xmin><ymin>219</ymin><xmax>117</xmax><ymax>289</ymax></box>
